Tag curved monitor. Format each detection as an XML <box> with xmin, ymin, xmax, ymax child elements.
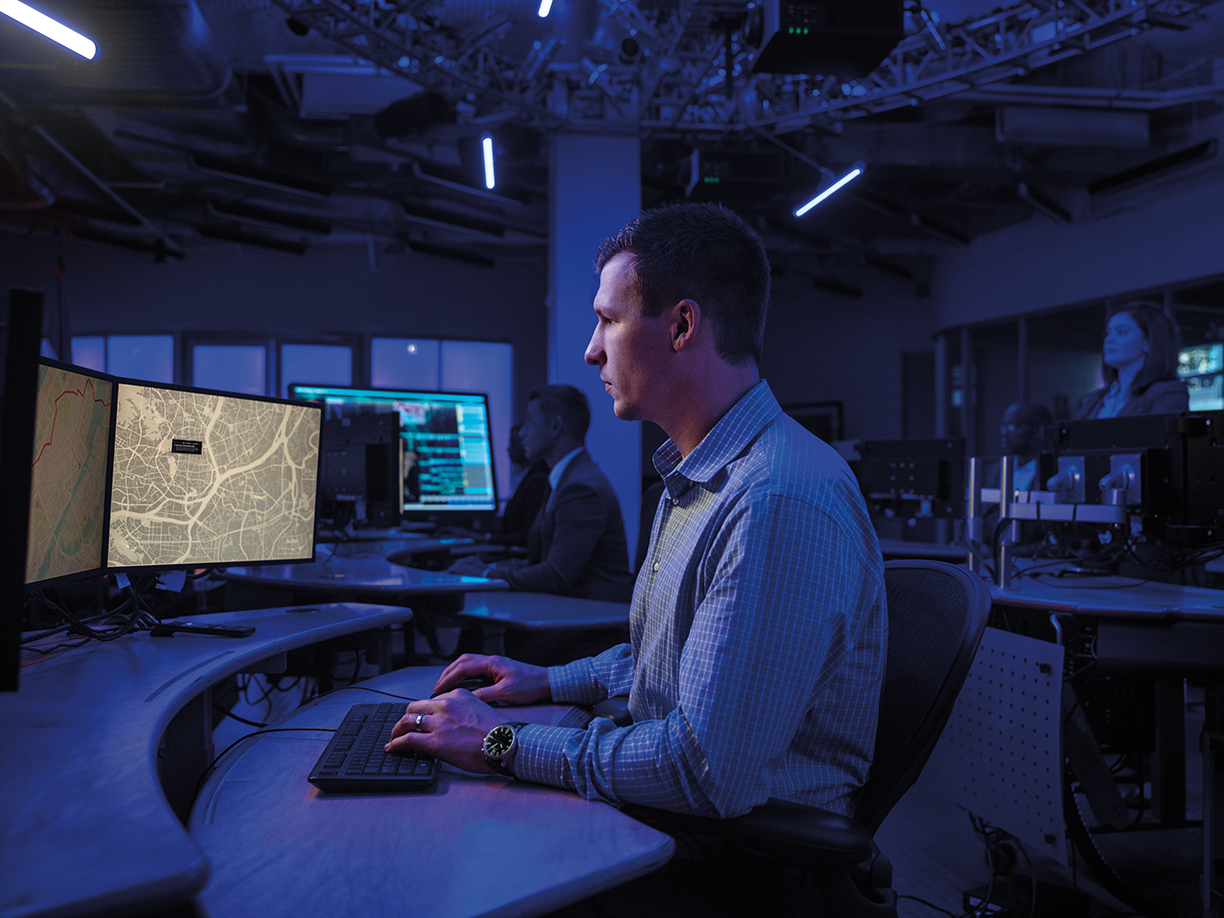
<box><xmin>289</xmin><ymin>384</ymin><xmax>497</xmax><ymax>515</ymax></box>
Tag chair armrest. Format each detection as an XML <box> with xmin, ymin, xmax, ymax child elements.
<box><xmin>620</xmin><ymin>798</ymin><xmax>874</xmax><ymax>867</ymax></box>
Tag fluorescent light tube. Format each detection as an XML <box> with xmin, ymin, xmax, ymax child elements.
<box><xmin>794</xmin><ymin>165</ymin><xmax>864</xmax><ymax>217</ymax></box>
<box><xmin>0</xmin><ymin>0</ymin><xmax>96</xmax><ymax>59</ymax></box>
<box><xmin>482</xmin><ymin>135</ymin><xmax>496</xmax><ymax>190</ymax></box>
<box><xmin>537</xmin><ymin>0</ymin><xmax>553</xmax><ymax>17</ymax></box>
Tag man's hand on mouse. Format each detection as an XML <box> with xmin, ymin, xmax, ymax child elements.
<box><xmin>433</xmin><ymin>654</ymin><xmax>552</xmax><ymax>706</ymax></box>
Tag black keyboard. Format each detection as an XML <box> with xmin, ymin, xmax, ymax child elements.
<box><xmin>308</xmin><ymin>703</ymin><xmax>440</xmax><ymax>793</ymax></box>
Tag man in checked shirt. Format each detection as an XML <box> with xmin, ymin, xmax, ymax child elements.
<box><xmin>388</xmin><ymin>202</ymin><xmax>887</xmax><ymax>916</ymax></box>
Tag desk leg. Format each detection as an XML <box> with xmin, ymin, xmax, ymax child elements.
<box><xmin>1151</xmin><ymin>678</ymin><xmax>1186</xmax><ymax>824</ymax></box>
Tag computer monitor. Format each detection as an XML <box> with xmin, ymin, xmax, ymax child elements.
<box><xmin>106</xmin><ymin>382</ymin><xmax>322</xmax><ymax>571</ymax></box>
<box><xmin>1</xmin><ymin>289</ymin><xmax>44</xmax><ymax>691</ymax></box>
<box><xmin>25</xmin><ymin>359</ymin><xmax>115</xmax><ymax>586</ymax></box>
<box><xmin>1177</xmin><ymin>342</ymin><xmax>1224</xmax><ymax>411</ymax></box>
<box><xmin>289</xmin><ymin>384</ymin><xmax>498</xmax><ymax>519</ymax></box>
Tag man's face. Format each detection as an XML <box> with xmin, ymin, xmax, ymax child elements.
<box><xmin>1000</xmin><ymin>406</ymin><xmax>1034</xmax><ymax>456</ymax></box>
<box><xmin>584</xmin><ymin>252</ymin><xmax>673</xmax><ymax>422</ymax></box>
<box><xmin>518</xmin><ymin>399</ymin><xmax>553</xmax><ymax>462</ymax></box>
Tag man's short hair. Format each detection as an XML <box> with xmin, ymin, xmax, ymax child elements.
<box><xmin>528</xmin><ymin>384</ymin><xmax>591</xmax><ymax>440</ymax></box>
<box><xmin>595</xmin><ymin>203</ymin><xmax>771</xmax><ymax>367</ymax></box>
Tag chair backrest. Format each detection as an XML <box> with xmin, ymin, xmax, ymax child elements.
<box><xmin>634</xmin><ymin>479</ymin><xmax>667</xmax><ymax>574</ymax></box>
<box><xmin>853</xmin><ymin>559</ymin><xmax>992</xmax><ymax>833</ymax></box>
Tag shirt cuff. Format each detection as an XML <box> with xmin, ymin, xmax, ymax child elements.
<box><xmin>513</xmin><ymin>724</ymin><xmax>581</xmax><ymax>789</ymax></box>
<box><xmin>548</xmin><ymin>657</ymin><xmax>606</xmax><ymax>706</ymax></box>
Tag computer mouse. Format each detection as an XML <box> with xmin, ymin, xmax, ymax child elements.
<box><xmin>431</xmin><ymin>675</ymin><xmax>495</xmax><ymax>697</ymax></box>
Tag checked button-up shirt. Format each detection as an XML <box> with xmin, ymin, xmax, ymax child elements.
<box><xmin>513</xmin><ymin>380</ymin><xmax>887</xmax><ymax>818</ymax></box>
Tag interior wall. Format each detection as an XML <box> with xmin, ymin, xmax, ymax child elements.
<box><xmin>0</xmin><ymin>235</ymin><xmax>549</xmax><ymax>421</ymax></box>
<box><xmin>931</xmin><ymin>169</ymin><xmax>1224</xmax><ymax>329</ymax></box>
<box><xmin>761</xmin><ymin>272</ymin><xmax>934</xmax><ymax>442</ymax></box>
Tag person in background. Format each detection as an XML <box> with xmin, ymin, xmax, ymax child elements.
<box><xmin>1075</xmin><ymin>302</ymin><xmax>1188</xmax><ymax>419</ymax></box>
<box><xmin>991</xmin><ymin>401</ymin><xmax>1053</xmax><ymax>491</ymax></box>
<box><xmin>489</xmin><ymin>422</ymin><xmax>549</xmax><ymax>547</ymax></box>
<box><xmin>451</xmin><ymin>384</ymin><xmax>634</xmax><ymax>604</ymax></box>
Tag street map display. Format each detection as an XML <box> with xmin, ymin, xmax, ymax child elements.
<box><xmin>108</xmin><ymin>384</ymin><xmax>320</xmax><ymax>568</ymax></box>
<box><xmin>27</xmin><ymin>365</ymin><xmax>113</xmax><ymax>583</ymax></box>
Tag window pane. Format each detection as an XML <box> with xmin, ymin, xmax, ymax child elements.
<box><xmin>71</xmin><ymin>337</ymin><xmax>105</xmax><ymax>370</ymax></box>
<box><xmin>193</xmin><ymin>345</ymin><xmax>266</xmax><ymax>395</ymax></box>
<box><xmin>108</xmin><ymin>335</ymin><xmax>174</xmax><ymax>383</ymax></box>
<box><xmin>281</xmin><ymin>343</ymin><xmax>352</xmax><ymax>397</ymax></box>
<box><xmin>441</xmin><ymin>340</ymin><xmax>512</xmax><ymax>504</ymax></box>
<box><xmin>370</xmin><ymin>338</ymin><xmax>440</xmax><ymax>390</ymax></box>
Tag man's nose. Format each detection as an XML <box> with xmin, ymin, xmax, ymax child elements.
<box><xmin>584</xmin><ymin>334</ymin><xmax>603</xmax><ymax>366</ymax></box>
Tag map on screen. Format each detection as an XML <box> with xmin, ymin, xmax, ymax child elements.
<box><xmin>26</xmin><ymin>364</ymin><xmax>114</xmax><ymax>584</ymax></box>
<box><xmin>107</xmin><ymin>383</ymin><xmax>320</xmax><ymax>568</ymax></box>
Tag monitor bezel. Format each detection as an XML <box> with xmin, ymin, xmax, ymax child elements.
<box><xmin>288</xmin><ymin>382</ymin><xmax>500</xmax><ymax>516</ymax></box>
<box><xmin>103</xmin><ymin>378</ymin><xmax>324</xmax><ymax>576</ymax></box>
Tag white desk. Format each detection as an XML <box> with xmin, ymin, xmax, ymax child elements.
<box><xmin>0</xmin><ymin>603</ymin><xmax>416</xmax><ymax>918</ymax></box>
<box><xmin>458</xmin><ymin>592</ymin><xmax>631</xmax><ymax>632</ymax></box>
<box><xmin>190</xmin><ymin>666</ymin><xmax>674</xmax><ymax>918</ymax></box>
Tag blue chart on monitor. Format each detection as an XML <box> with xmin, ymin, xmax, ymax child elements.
<box><xmin>107</xmin><ymin>384</ymin><xmax>320</xmax><ymax>568</ymax></box>
<box><xmin>26</xmin><ymin>365</ymin><xmax>113</xmax><ymax>583</ymax></box>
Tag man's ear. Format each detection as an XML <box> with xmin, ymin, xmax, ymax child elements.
<box><xmin>549</xmin><ymin>415</ymin><xmax>564</xmax><ymax>438</ymax></box>
<box><xmin>671</xmin><ymin>299</ymin><xmax>700</xmax><ymax>352</ymax></box>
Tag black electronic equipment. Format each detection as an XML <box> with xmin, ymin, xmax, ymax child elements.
<box><xmin>307</xmin><ymin>703</ymin><xmax>440</xmax><ymax>793</ymax></box>
<box><xmin>1044</xmin><ymin>412</ymin><xmax>1224</xmax><ymax>545</ymax></box>
<box><xmin>1</xmin><ymin>289</ymin><xmax>45</xmax><ymax>691</ymax></box>
<box><xmin>320</xmin><ymin>414</ymin><xmax>402</xmax><ymax>527</ymax></box>
<box><xmin>744</xmin><ymin>0</ymin><xmax>904</xmax><ymax>77</ymax></box>
<box><xmin>856</xmin><ymin>437</ymin><xmax>965</xmax><ymax>519</ymax></box>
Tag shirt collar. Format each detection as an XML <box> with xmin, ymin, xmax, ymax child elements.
<box><xmin>653</xmin><ymin>380</ymin><xmax>781</xmax><ymax>486</ymax></box>
<box><xmin>548</xmin><ymin>447</ymin><xmax>584</xmax><ymax>491</ymax></box>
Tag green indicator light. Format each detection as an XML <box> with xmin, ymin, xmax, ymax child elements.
<box><xmin>804</xmin><ymin>27</ymin><xmax>809</xmax><ymax>34</ymax></box>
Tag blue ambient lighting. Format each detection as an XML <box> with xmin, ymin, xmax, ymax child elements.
<box><xmin>794</xmin><ymin>165</ymin><xmax>864</xmax><ymax>217</ymax></box>
<box><xmin>0</xmin><ymin>0</ymin><xmax>96</xmax><ymax>59</ymax></box>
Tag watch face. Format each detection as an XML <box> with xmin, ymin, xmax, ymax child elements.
<box><xmin>484</xmin><ymin>724</ymin><xmax>515</xmax><ymax>757</ymax></box>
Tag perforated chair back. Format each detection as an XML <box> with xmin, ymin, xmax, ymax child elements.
<box><xmin>853</xmin><ymin>559</ymin><xmax>991</xmax><ymax>833</ymax></box>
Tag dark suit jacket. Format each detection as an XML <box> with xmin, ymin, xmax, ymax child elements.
<box><xmin>1075</xmin><ymin>378</ymin><xmax>1189</xmax><ymax>419</ymax></box>
<box><xmin>504</xmin><ymin>449</ymin><xmax>634</xmax><ymax>602</ymax></box>
<box><xmin>490</xmin><ymin>461</ymin><xmax>549</xmax><ymax>547</ymax></box>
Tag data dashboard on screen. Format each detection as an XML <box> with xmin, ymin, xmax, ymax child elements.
<box><xmin>1178</xmin><ymin>342</ymin><xmax>1224</xmax><ymax>412</ymax></box>
<box><xmin>289</xmin><ymin>385</ymin><xmax>497</xmax><ymax>514</ymax></box>
<box><xmin>107</xmin><ymin>382</ymin><xmax>322</xmax><ymax>570</ymax></box>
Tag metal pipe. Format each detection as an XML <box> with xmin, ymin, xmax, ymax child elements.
<box><xmin>998</xmin><ymin>454</ymin><xmax>1015</xmax><ymax>589</ymax></box>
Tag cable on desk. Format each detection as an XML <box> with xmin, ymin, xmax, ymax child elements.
<box><xmin>333</xmin><ymin>685</ymin><xmax>421</xmax><ymax>702</ymax></box>
<box><xmin>195</xmin><ymin>726</ymin><xmax>338</xmax><ymax>804</ymax></box>
<box><xmin>213</xmin><ymin>703</ymin><xmax>268</xmax><ymax>729</ymax></box>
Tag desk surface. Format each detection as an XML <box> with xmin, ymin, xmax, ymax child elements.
<box><xmin>458</xmin><ymin>592</ymin><xmax>631</xmax><ymax>632</ymax></box>
<box><xmin>190</xmin><ymin>667</ymin><xmax>673</xmax><ymax>918</ymax></box>
<box><xmin>0</xmin><ymin>603</ymin><xmax>416</xmax><ymax>918</ymax></box>
<box><xmin>221</xmin><ymin>548</ymin><xmax>506</xmax><ymax>599</ymax></box>
<box><xmin>989</xmin><ymin>571</ymin><xmax>1224</xmax><ymax>622</ymax></box>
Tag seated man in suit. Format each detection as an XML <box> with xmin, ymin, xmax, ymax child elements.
<box><xmin>487</xmin><ymin>421</ymin><xmax>549</xmax><ymax>548</ymax></box>
<box><xmin>451</xmin><ymin>384</ymin><xmax>634</xmax><ymax>605</ymax></box>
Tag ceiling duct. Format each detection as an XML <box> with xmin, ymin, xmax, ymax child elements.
<box><xmin>1088</xmin><ymin>139</ymin><xmax>1218</xmax><ymax>196</ymax></box>
<box><xmin>996</xmin><ymin>105</ymin><xmax>1150</xmax><ymax>149</ymax></box>
<box><xmin>373</xmin><ymin>92</ymin><xmax>457</xmax><ymax>139</ymax></box>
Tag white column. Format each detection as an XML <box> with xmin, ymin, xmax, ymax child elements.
<box><xmin>548</xmin><ymin>132</ymin><xmax>642</xmax><ymax>563</ymax></box>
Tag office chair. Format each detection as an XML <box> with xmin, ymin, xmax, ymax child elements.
<box><xmin>599</xmin><ymin>559</ymin><xmax>992</xmax><ymax>917</ymax></box>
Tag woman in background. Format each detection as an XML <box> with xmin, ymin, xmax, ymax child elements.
<box><xmin>1075</xmin><ymin>302</ymin><xmax>1189</xmax><ymax>419</ymax></box>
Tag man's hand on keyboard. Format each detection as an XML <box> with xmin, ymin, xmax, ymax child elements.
<box><xmin>434</xmin><ymin>654</ymin><xmax>552</xmax><ymax>706</ymax></box>
<box><xmin>386</xmin><ymin>690</ymin><xmax>505</xmax><ymax>774</ymax></box>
